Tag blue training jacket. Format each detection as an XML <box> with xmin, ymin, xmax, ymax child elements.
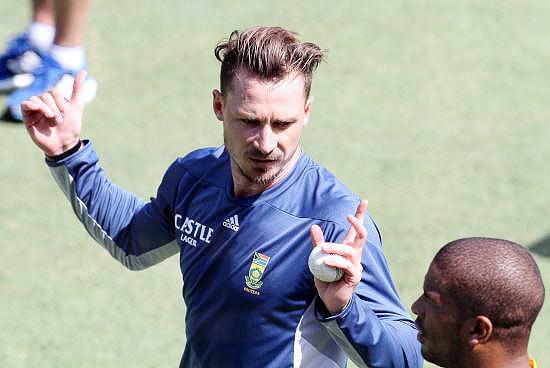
<box><xmin>47</xmin><ymin>141</ymin><xmax>422</xmax><ymax>368</ymax></box>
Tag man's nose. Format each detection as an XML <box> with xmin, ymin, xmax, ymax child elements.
<box><xmin>254</xmin><ymin>125</ymin><xmax>276</xmax><ymax>154</ymax></box>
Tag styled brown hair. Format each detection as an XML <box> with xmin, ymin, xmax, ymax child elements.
<box><xmin>214</xmin><ymin>26</ymin><xmax>325</xmax><ymax>98</ymax></box>
<box><xmin>433</xmin><ymin>237</ymin><xmax>545</xmax><ymax>352</ymax></box>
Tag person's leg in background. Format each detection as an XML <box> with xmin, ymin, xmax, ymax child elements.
<box><xmin>0</xmin><ymin>0</ymin><xmax>55</xmax><ymax>91</ymax></box>
<box><xmin>2</xmin><ymin>0</ymin><xmax>96</xmax><ymax>121</ymax></box>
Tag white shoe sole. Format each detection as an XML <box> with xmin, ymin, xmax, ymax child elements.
<box><xmin>0</xmin><ymin>73</ymin><xmax>34</xmax><ymax>92</ymax></box>
<box><xmin>55</xmin><ymin>74</ymin><xmax>98</xmax><ymax>104</ymax></box>
<box><xmin>6</xmin><ymin>74</ymin><xmax>98</xmax><ymax>121</ymax></box>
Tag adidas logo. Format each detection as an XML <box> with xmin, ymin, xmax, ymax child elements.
<box><xmin>223</xmin><ymin>214</ymin><xmax>240</xmax><ymax>232</ymax></box>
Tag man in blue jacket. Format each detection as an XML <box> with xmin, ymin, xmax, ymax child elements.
<box><xmin>22</xmin><ymin>26</ymin><xmax>422</xmax><ymax>367</ymax></box>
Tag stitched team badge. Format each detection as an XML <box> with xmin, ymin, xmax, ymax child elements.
<box><xmin>245</xmin><ymin>252</ymin><xmax>271</xmax><ymax>290</ymax></box>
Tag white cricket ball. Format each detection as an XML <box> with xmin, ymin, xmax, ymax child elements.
<box><xmin>308</xmin><ymin>244</ymin><xmax>344</xmax><ymax>282</ymax></box>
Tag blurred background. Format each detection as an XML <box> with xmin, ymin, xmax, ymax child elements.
<box><xmin>1</xmin><ymin>1</ymin><xmax>549</xmax><ymax>367</ymax></box>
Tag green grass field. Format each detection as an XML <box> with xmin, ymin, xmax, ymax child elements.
<box><xmin>1</xmin><ymin>1</ymin><xmax>549</xmax><ymax>367</ymax></box>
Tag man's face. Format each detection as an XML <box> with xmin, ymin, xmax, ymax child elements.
<box><xmin>212</xmin><ymin>69</ymin><xmax>312</xmax><ymax>193</ymax></box>
<box><xmin>411</xmin><ymin>263</ymin><xmax>463</xmax><ymax>367</ymax></box>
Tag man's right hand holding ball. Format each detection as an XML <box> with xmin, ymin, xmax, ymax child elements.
<box><xmin>309</xmin><ymin>200</ymin><xmax>368</xmax><ymax>315</ymax></box>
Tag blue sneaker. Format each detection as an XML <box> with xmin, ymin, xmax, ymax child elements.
<box><xmin>6</xmin><ymin>53</ymin><xmax>97</xmax><ymax>121</ymax></box>
<box><xmin>0</xmin><ymin>33</ymin><xmax>42</xmax><ymax>91</ymax></box>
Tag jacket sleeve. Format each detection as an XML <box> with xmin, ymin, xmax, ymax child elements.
<box><xmin>316</xmin><ymin>214</ymin><xmax>423</xmax><ymax>368</ymax></box>
<box><xmin>46</xmin><ymin>140</ymin><xmax>179</xmax><ymax>270</ymax></box>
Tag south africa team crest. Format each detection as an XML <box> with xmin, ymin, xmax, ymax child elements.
<box><xmin>245</xmin><ymin>251</ymin><xmax>271</xmax><ymax>290</ymax></box>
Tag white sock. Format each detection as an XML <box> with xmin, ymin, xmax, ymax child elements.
<box><xmin>27</xmin><ymin>22</ymin><xmax>55</xmax><ymax>52</ymax></box>
<box><xmin>50</xmin><ymin>44</ymin><xmax>86</xmax><ymax>72</ymax></box>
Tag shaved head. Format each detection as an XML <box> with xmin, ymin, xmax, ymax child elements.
<box><xmin>433</xmin><ymin>237</ymin><xmax>545</xmax><ymax>352</ymax></box>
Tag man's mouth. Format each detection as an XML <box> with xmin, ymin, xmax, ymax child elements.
<box><xmin>415</xmin><ymin>321</ymin><xmax>426</xmax><ymax>343</ymax></box>
<box><xmin>249</xmin><ymin>157</ymin><xmax>279</xmax><ymax>165</ymax></box>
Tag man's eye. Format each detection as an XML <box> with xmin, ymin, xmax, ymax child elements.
<box><xmin>275</xmin><ymin>121</ymin><xmax>293</xmax><ymax>128</ymax></box>
<box><xmin>241</xmin><ymin>119</ymin><xmax>258</xmax><ymax>126</ymax></box>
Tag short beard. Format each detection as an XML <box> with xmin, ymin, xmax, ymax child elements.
<box><xmin>238</xmin><ymin>164</ymin><xmax>280</xmax><ymax>186</ymax></box>
<box><xmin>225</xmin><ymin>142</ymin><xmax>284</xmax><ymax>186</ymax></box>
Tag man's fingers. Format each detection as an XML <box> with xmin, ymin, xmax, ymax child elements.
<box><xmin>310</xmin><ymin>224</ymin><xmax>325</xmax><ymax>247</ymax></box>
<box><xmin>342</xmin><ymin>225</ymin><xmax>356</xmax><ymax>245</ymax></box>
<box><xmin>51</xmin><ymin>88</ymin><xmax>68</xmax><ymax>112</ymax></box>
<box><xmin>40</xmin><ymin>93</ymin><xmax>62</xmax><ymax>121</ymax></box>
<box><xmin>25</xmin><ymin>122</ymin><xmax>39</xmax><ymax>135</ymax></box>
<box><xmin>321</xmin><ymin>243</ymin><xmax>355</xmax><ymax>259</ymax></box>
<box><xmin>30</xmin><ymin>95</ymin><xmax>54</xmax><ymax>119</ymax></box>
<box><xmin>21</xmin><ymin>101</ymin><xmax>40</xmax><ymax>126</ymax></box>
<box><xmin>21</xmin><ymin>100</ymin><xmax>39</xmax><ymax>113</ymax></box>
<box><xmin>354</xmin><ymin>199</ymin><xmax>368</xmax><ymax>222</ymax></box>
<box><xmin>323</xmin><ymin>255</ymin><xmax>354</xmax><ymax>275</ymax></box>
<box><xmin>70</xmin><ymin>70</ymin><xmax>87</xmax><ymax>105</ymax></box>
<box><xmin>342</xmin><ymin>200</ymin><xmax>368</xmax><ymax>244</ymax></box>
<box><xmin>348</xmin><ymin>215</ymin><xmax>368</xmax><ymax>249</ymax></box>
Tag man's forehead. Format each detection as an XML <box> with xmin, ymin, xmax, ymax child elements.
<box><xmin>425</xmin><ymin>263</ymin><xmax>459</xmax><ymax>309</ymax></box>
<box><xmin>233</xmin><ymin>104</ymin><xmax>301</xmax><ymax>125</ymax></box>
<box><xmin>424</xmin><ymin>264</ymin><xmax>445</xmax><ymax>292</ymax></box>
<box><xmin>228</xmin><ymin>69</ymin><xmax>306</xmax><ymax>98</ymax></box>
<box><xmin>224</xmin><ymin>71</ymin><xmax>308</xmax><ymax>117</ymax></box>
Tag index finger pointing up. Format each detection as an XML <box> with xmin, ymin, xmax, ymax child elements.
<box><xmin>342</xmin><ymin>200</ymin><xmax>368</xmax><ymax>244</ymax></box>
<box><xmin>70</xmin><ymin>70</ymin><xmax>87</xmax><ymax>106</ymax></box>
<box><xmin>348</xmin><ymin>215</ymin><xmax>368</xmax><ymax>249</ymax></box>
<box><xmin>355</xmin><ymin>200</ymin><xmax>368</xmax><ymax>222</ymax></box>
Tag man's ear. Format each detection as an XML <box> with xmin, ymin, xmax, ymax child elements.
<box><xmin>303</xmin><ymin>96</ymin><xmax>314</xmax><ymax>125</ymax></box>
<box><xmin>212</xmin><ymin>89</ymin><xmax>224</xmax><ymax>122</ymax></box>
<box><xmin>463</xmin><ymin>316</ymin><xmax>493</xmax><ymax>347</ymax></box>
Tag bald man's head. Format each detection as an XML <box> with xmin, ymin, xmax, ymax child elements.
<box><xmin>433</xmin><ymin>237</ymin><xmax>545</xmax><ymax>352</ymax></box>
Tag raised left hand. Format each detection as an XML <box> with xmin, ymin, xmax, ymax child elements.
<box><xmin>22</xmin><ymin>71</ymin><xmax>87</xmax><ymax>156</ymax></box>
